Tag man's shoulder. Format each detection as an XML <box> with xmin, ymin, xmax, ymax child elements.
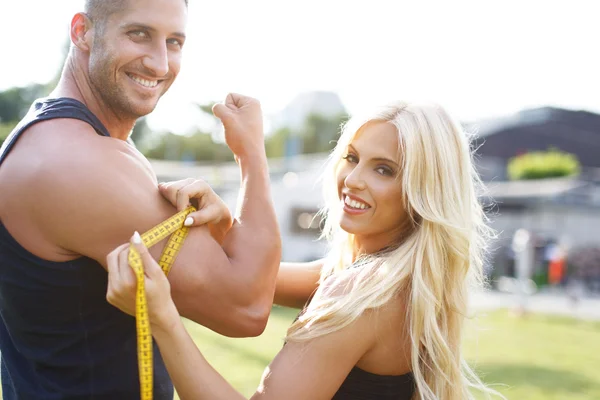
<box><xmin>16</xmin><ymin>118</ymin><xmax>159</xmax><ymax>227</ymax></box>
<box><xmin>25</xmin><ymin>126</ymin><xmax>167</xmax><ymax>263</ymax></box>
<box><xmin>13</xmin><ymin>118</ymin><xmax>108</xmax><ymax>170</ymax></box>
<box><xmin>0</xmin><ymin>116</ymin><xmax>165</xmax><ymax>262</ymax></box>
<box><xmin>23</xmin><ymin>119</ymin><xmax>154</xmax><ymax>185</ymax></box>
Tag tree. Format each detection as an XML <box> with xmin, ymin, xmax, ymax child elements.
<box><xmin>144</xmin><ymin>131</ymin><xmax>234</xmax><ymax>163</ymax></box>
<box><xmin>197</xmin><ymin>102</ymin><xmax>217</xmax><ymax>118</ymax></box>
<box><xmin>300</xmin><ymin>112</ymin><xmax>348</xmax><ymax>154</ymax></box>
<box><xmin>507</xmin><ymin>147</ymin><xmax>581</xmax><ymax>180</ymax></box>
<box><xmin>0</xmin><ymin>83</ymin><xmax>49</xmax><ymax>147</ymax></box>
<box><xmin>0</xmin><ymin>122</ymin><xmax>16</xmax><ymax>147</ymax></box>
<box><xmin>265</xmin><ymin>127</ymin><xmax>291</xmax><ymax>158</ymax></box>
<box><xmin>0</xmin><ymin>84</ymin><xmax>48</xmax><ymax>124</ymax></box>
<box><xmin>130</xmin><ymin>117</ymin><xmax>151</xmax><ymax>149</ymax></box>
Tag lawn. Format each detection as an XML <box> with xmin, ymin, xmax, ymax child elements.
<box><xmin>1</xmin><ymin>307</ymin><xmax>598</xmax><ymax>399</ymax></box>
<box><xmin>177</xmin><ymin>307</ymin><xmax>600</xmax><ymax>400</ymax></box>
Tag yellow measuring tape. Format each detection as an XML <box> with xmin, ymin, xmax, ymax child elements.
<box><xmin>127</xmin><ymin>206</ymin><xmax>196</xmax><ymax>400</ymax></box>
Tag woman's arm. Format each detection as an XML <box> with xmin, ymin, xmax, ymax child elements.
<box><xmin>154</xmin><ymin>305</ymin><xmax>376</xmax><ymax>400</ymax></box>
<box><xmin>153</xmin><ymin>279</ymin><xmax>376</xmax><ymax>400</ymax></box>
<box><xmin>274</xmin><ymin>260</ymin><xmax>323</xmax><ymax>308</ymax></box>
<box><xmin>152</xmin><ymin>318</ymin><xmax>247</xmax><ymax>400</ymax></box>
<box><xmin>107</xmin><ymin>239</ymin><xmax>376</xmax><ymax>400</ymax></box>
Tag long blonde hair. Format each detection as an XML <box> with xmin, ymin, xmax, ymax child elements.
<box><xmin>286</xmin><ymin>101</ymin><xmax>500</xmax><ymax>400</ymax></box>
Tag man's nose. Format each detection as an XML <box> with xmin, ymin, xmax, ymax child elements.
<box><xmin>142</xmin><ymin>42</ymin><xmax>169</xmax><ymax>77</ymax></box>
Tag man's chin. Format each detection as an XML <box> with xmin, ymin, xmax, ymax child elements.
<box><xmin>128</xmin><ymin>101</ymin><xmax>159</xmax><ymax>119</ymax></box>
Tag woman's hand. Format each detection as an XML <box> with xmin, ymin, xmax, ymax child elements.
<box><xmin>106</xmin><ymin>232</ymin><xmax>179</xmax><ymax>330</ymax></box>
<box><xmin>158</xmin><ymin>178</ymin><xmax>233</xmax><ymax>244</ymax></box>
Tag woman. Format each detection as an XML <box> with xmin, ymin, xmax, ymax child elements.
<box><xmin>107</xmin><ymin>101</ymin><xmax>502</xmax><ymax>399</ymax></box>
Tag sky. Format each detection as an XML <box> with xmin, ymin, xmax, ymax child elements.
<box><xmin>0</xmin><ymin>0</ymin><xmax>598</xmax><ymax>134</ymax></box>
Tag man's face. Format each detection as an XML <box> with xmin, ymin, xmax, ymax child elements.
<box><xmin>88</xmin><ymin>0</ymin><xmax>187</xmax><ymax>119</ymax></box>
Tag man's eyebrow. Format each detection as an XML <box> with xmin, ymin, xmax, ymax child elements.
<box><xmin>121</xmin><ymin>23</ymin><xmax>186</xmax><ymax>39</ymax></box>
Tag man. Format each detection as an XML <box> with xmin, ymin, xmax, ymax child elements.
<box><xmin>0</xmin><ymin>0</ymin><xmax>281</xmax><ymax>398</ymax></box>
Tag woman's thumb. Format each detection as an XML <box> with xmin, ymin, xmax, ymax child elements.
<box><xmin>131</xmin><ymin>231</ymin><xmax>162</xmax><ymax>278</ymax></box>
<box><xmin>184</xmin><ymin>207</ymin><xmax>220</xmax><ymax>227</ymax></box>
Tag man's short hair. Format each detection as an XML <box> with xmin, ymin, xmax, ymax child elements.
<box><xmin>84</xmin><ymin>0</ymin><xmax>188</xmax><ymax>33</ymax></box>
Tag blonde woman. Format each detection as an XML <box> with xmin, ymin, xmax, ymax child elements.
<box><xmin>107</xmin><ymin>101</ymin><xmax>501</xmax><ymax>399</ymax></box>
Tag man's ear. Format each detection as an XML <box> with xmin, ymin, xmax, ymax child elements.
<box><xmin>70</xmin><ymin>12</ymin><xmax>93</xmax><ymax>52</ymax></box>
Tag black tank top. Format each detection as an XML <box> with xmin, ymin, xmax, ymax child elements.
<box><xmin>333</xmin><ymin>367</ymin><xmax>415</xmax><ymax>399</ymax></box>
<box><xmin>292</xmin><ymin>295</ymin><xmax>415</xmax><ymax>399</ymax></box>
<box><xmin>0</xmin><ymin>98</ymin><xmax>173</xmax><ymax>399</ymax></box>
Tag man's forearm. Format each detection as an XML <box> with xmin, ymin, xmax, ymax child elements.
<box><xmin>222</xmin><ymin>153</ymin><xmax>281</xmax><ymax>304</ymax></box>
<box><xmin>161</xmin><ymin>153</ymin><xmax>280</xmax><ymax>337</ymax></box>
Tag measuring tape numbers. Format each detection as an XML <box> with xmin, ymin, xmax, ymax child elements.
<box><xmin>127</xmin><ymin>206</ymin><xmax>196</xmax><ymax>400</ymax></box>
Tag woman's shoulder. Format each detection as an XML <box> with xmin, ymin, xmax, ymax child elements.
<box><xmin>314</xmin><ymin>266</ymin><xmax>364</xmax><ymax>302</ymax></box>
<box><xmin>315</xmin><ymin>268</ymin><xmax>408</xmax><ymax>320</ymax></box>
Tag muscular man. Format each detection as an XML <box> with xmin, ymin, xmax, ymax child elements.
<box><xmin>0</xmin><ymin>0</ymin><xmax>280</xmax><ymax>398</ymax></box>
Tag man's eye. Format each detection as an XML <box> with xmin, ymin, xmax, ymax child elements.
<box><xmin>167</xmin><ymin>38</ymin><xmax>184</xmax><ymax>48</ymax></box>
<box><xmin>129</xmin><ymin>31</ymin><xmax>148</xmax><ymax>39</ymax></box>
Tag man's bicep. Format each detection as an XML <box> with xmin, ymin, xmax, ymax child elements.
<box><xmin>62</xmin><ymin>190</ymin><xmax>183</xmax><ymax>268</ymax></box>
<box><xmin>36</xmin><ymin>151</ymin><xmax>191</xmax><ymax>267</ymax></box>
<box><xmin>69</xmin><ymin>174</ymin><xmax>239</xmax><ymax>328</ymax></box>
<box><xmin>37</xmin><ymin>152</ymin><xmax>239</xmax><ymax>327</ymax></box>
<box><xmin>163</xmin><ymin>226</ymin><xmax>236</xmax><ymax>319</ymax></box>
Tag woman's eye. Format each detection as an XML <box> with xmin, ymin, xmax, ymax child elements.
<box><xmin>342</xmin><ymin>154</ymin><xmax>358</xmax><ymax>163</ymax></box>
<box><xmin>376</xmin><ymin>166</ymin><xmax>394</xmax><ymax>176</ymax></box>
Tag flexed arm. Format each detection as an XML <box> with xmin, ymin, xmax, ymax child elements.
<box><xmin>158</xmin><ymin>177</ymin><xmax>323</xmax><ymax>310</ymax></box>
<box><xmin>34</xmin><ymin>94</ymin><xmax>281</xmax><ymax>337</ymax></box>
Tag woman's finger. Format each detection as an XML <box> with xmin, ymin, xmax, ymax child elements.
<box><xmin>175</xmin><ymin>181</ymin><xmax>197</xmax><ymax>212</ymax></box>
<box><xmin>158</xmin><ymin>178</ymin><xmax>195</xmax><ymax>209</ymax></box>
<box><xmin>106</xmin><ymin>243</ymin><xmax>129</xmax><ymax>306</ymax></box>
<box><xmin>184</xmin><ymin>205</ymin><xmax>224</xmax><ymax>227</ymax></box>
<box><xmin>106</xmin><ymin>243</ymin><xmax>128</xmax><ymax>273</ymax></box>
<box><xmin>176</xmin><ymin>180</ymin><xmax>212</xmax><ymax>212</ymax></box>
<box><xmin>131</xmin><ymin>231</ymin><xmax>164</xmax><ymax>280</ymax></box>
<box><xmin>116</xmin><ymin>244</ymin><xmax>137</xmax><ymax>296</ymax></box>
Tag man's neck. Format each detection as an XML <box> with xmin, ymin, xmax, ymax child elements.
<box><xmin>51</xmin><ymin>58</ymin><xmax>135</xmax><ymax>141</ymax></box>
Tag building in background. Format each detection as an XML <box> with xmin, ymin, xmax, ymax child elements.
<box><xmin>470</xmin><ymin>106</ymin><xmax>600</xmax><ymax>290</ymax></box>
<box><xmin>470</xmin><ymin>107</ymin><xmax>600</xmax><ymax>181</ymax></box>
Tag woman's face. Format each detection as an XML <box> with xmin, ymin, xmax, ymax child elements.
<box><xmin>336</xmin><ymin>121</ymin><xmax>410</xmax><ymax>253</ymax></box>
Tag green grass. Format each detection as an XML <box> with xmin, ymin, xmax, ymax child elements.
<box><xmin>464</xmin><ymin>311</ymin><xmax>600</xmax><ymax>399</ymax></box>
<box><xmin>1</xmin><ymin>308</ymin><xmax>598</xmax><ymax>400</ymax></box>
<box><xmin>177</xmin><ymin>307</ymin><xmax>600</xmax><ymax>400</ymax></box>
<box><xmin>177</xmin><ymin>306</ymin><xmax>297</xmax><ymax>396</ymax></box>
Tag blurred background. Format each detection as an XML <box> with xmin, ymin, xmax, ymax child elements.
<box><xmin>1</xmin><ymin>1</ymin><xmax>599</xmax><ymax>399</ymax></box>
